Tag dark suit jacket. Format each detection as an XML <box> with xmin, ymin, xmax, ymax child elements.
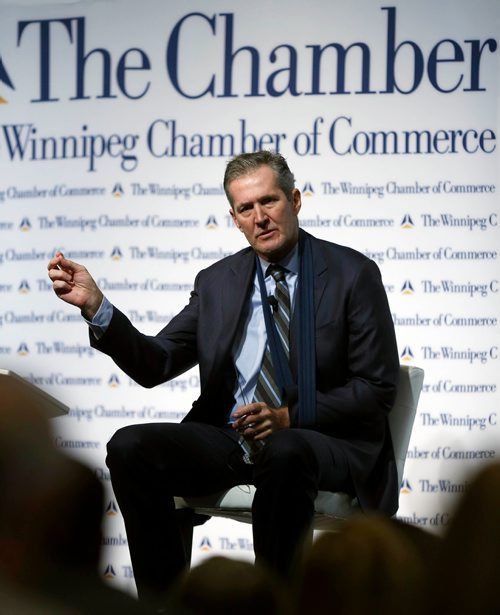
<box><xmin>91</xmin><ymin>230</ymin><xmax>400</xmax><ymax>515</ymax></box>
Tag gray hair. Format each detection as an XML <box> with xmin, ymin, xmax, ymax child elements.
<box><xmin>224</xmin><ymin>151</ymin><xmax>295</xmax><ymax>206</ymax></box>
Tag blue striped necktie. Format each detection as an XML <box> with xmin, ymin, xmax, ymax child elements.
<box><xmin>253</xmin><ymin>264</ymin><xmax>291</xmax><ymax>408</ymax></box>
<box><xmin>239</xmin><ymin>264</ymin><xmax>291</xmax><ymax>464</ymax></box>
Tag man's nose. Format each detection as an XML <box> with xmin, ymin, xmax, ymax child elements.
<box><xmin>254</xmin><ymin>204</ymin><xmax>268</xmax><ymax>225</ymax></box>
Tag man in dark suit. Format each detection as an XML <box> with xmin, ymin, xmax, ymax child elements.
<box><xmin>48</xmin><ymin>151</ymin><xmax>399</xmax><ymax>606</ymax></box>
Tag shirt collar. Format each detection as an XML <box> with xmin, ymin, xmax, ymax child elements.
<box><xmin>257</xmin><ymin>242</ymin><xmax>299</xmax><ymax>277</ymax></box>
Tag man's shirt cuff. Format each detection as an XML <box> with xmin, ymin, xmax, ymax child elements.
<box><xmin>83</xmin><ymin>296</ymin><xmax>113</xmax><ymax>340</ymax></box>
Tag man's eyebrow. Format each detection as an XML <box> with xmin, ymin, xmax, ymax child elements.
<box><xmin>236</xmin><ymin>200</ymin><xmax>253</xmax><ymax>210</ymax></box>
<box><xmin>235</xmin><ymin>191</ymin><xmax>279</xmax><ymax>210</ymax></box>
<box><xmin>259</xmin><ymin>193</ymin><xmax>278</xmax><ymax>202</ymax></box>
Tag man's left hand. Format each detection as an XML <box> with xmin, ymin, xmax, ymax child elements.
<box><xmin>232</xmin><ymin>402</ymin><xmax>290</xmax><ymax>441</ymax></box>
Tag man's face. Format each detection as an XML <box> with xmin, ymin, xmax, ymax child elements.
<box><xmin>228</xmin><ymin>165</ymin><xmax>301</xmax><ymax>262</ymax></box>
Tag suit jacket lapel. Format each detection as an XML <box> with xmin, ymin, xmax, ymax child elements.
<box><xmin>220</xmin><ymin>248</ymin><xmax>256</xmax><ymax>352</ymax></box>
<box><xmin>205</xmin><ymin>249</ymin><xmax>256</xmax><ymax>387</ymax></box>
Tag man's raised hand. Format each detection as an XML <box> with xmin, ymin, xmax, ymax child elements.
<box><xmin>47</xmin><ymin>252</ymin><xmax>103</xmax><ymax>320</ymax></box>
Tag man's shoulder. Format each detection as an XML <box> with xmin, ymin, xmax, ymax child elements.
<box><xmin>308</xmin><ymin>232</ymin><xmax>372</xmax><ymax>267</ymax></box>
<box><xmin>196</xmin><ymin>245</ymin><xmax>254</xmax><ymax>279</ymax></box>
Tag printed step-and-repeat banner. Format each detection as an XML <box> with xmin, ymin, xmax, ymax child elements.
<box><xmin>0</xmin><ymin>0</ymin><xmax>499</xmax><ymax>595</ymax></box>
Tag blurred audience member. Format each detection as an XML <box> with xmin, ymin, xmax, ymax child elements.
<box><xmin>0</xmin><ymin>376</ymin><xmax>147</xmax><ymax>613</ymax></box>
<box><xmin>297</xmin><ymin>514</ymin><xmax>427</xmax><ymax>615</ymax></box>
<box><xmin>425</xmin><ymin>462</ymin><xmax>500</xmax><ymax>614</ymax></box>
<box><xmin>171</xmin><ymin>556</ymin><xmax>290</xmax><ymax>615</ymax></box>
<box><xmin>389</xmin><ymin>517</ymin><xmax>442</xmax><ymax>572</ymax></box>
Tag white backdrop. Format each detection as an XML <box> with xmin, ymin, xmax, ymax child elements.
<box><xmin>0</xmin><ymin>0</ymin><xmax>499</xmax><ymax>595</ymax></box>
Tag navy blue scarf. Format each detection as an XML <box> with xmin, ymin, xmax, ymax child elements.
<box><xmin>256</xmin><ymin>231</ymin><xmax>316</xmax><ymax>426</ymax></box>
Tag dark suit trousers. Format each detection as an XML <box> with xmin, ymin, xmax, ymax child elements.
<box><xmin>106</xmin><ymin>421</ymin><xmax>351</xmax><ymax>601</ymax></box>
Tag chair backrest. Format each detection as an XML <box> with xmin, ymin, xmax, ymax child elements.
<box><xmin>388</xmin><ymin>365</ymin><xmax>424</xmax><ymax>485</ymax></box>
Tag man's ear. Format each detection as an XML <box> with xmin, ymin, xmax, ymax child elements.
<box><xmin>229</xmin><ymin>208</ymin><xmax>242</xmax><ymax>231</ymax></box>
<box><xmin>292</xmin><ymin>188</ymin><xmax>302</xmax><ymax>216</ymax></box>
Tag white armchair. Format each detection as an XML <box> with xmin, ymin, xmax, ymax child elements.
<box><xmin>175</xmin><ymin>365</ymin><xmax>424</xmax><ymax>530</ymax></box>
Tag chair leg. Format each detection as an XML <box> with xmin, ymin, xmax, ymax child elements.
<box><xmin>175</xmin><ymin>509</ymin><xmax>210</xmax><ymax>566</ymax></box>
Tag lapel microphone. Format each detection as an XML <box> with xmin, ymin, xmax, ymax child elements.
<box><xmin>267</xmin><ymin>295</ymin><xmax>278</xmax><ymax>312</ymax></box>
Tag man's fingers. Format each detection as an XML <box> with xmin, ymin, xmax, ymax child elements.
<box><xmin>47</xmin><ymin>251</ymin><xmax>66</xmax><ymax>269</ymax></box>
<box><xmin>232</xmin><ymin>402</ymin><xmax>266</xmax><ymax>420</ymax></box>
<box><xmin>240</xmin><ymin>413</ymin><xmax>272</xmax><ymax>435</ymax></box>
<box><xmin>47</xmin><ymin>252</ymin><xmax>84</xmax><ymax>275</ymax></box>
<box><xmin>253</xmin><ymin>428</ymin><xmax>272</xmax><ymax>441</ymax></box>
<box><xmin>48</xmin><ymin>266</ymin><xmax>74</xmax><ymax>284</ymax></box>
<box><xmin>235</xmin><ymin>417</ymin><xmax>260</xmax><ymax>433</ymax></box>
<box><xmin>246</xmin><ymin>421</ymin><xmax>272</xmax><ymax>440</ymax></box>
<box><xmin>232</xmin><ymin>402</ymin><xmax>272</xmax><ymax>436</ymax></box>
<box><xmin>51</xmin><ymin>279</ymin><xmax>74</xmax><ymax>295</ymax></box>
<box><xmin>57</xmin><ymin>255</ymin><xmax>83</xmax><ymax>273</ymax></box>
<box><xmin>233</xmin><ymin>403</ymin><xmax>259</xmax><ymax>416</ymax></box>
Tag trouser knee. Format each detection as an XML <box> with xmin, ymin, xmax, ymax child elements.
<box><xmin>254</xmin><ymin>430</ymin><xmax>319</xmax><ymax>485</ymax></box>
<box><xmin>106</xmin><ymin>424</ymin><xmax>143</xmax><ymax>471</ymax></box>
